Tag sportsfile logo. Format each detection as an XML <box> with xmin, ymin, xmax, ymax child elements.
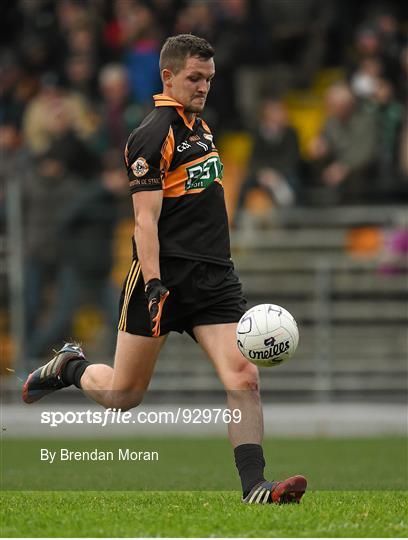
<box><xmin>185</xmin><ymin>155</ymin><xmax>223</xmax><ymax>191</ymax></box>
<box><xmin>40</xmin><ymin>407</ymin><xmax>242</xmax><ymax>427</ymax></box>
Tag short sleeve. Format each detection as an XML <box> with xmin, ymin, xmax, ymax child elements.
<box><xmin>124</xmin><ymin>127</ymin><xmax>164</xmax><ymax>194</ymax></box>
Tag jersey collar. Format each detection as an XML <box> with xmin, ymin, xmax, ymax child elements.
<box><xmin>153</xmin><ymin>93</ymin><xmax>195</xmax><ymax>130</ymax></box>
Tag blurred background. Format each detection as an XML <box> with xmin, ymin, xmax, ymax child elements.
<box><xmin>1</xmin><ymin>0</ymin><xmax>407</xmax><ymax>418</ymax></box>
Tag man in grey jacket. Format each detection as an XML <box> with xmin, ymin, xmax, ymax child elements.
<box><xmin>309</xmin><ymin>82</ymin><xmax>376</xmax><ymax>203</ymax></box>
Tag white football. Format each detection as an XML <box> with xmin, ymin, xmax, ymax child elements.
<box><xmin>236</xmin><ymin>304</ymin><xmax>299</xmax><ymax>367</ymax></box>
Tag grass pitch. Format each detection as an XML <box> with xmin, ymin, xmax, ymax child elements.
<box><xmin>1</xmin><ymin>490</ymin><xmax>407</xmax><ymax>537</ymax></box>
<box><xmin>1</xmin><ymin>437</ymin><xmax>407</xmax><ymax>537</ymax></box>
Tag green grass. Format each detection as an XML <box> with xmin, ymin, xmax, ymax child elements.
<box><xmin>2</xmin><ymin>437</ymin><xmax>407</xmax><ymax>490</ymax></box>
<box><xmin>1</xmin><ymin>491</ymin><xmax>407</xmax><ymax>537</ymax></box>
<box><xmin>1</xmin><ymin>437</ymin><xmax>407</xmax><ymax>536</ymax></box>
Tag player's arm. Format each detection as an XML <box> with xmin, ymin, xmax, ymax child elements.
<box><xmin>132</xmin><ymin>190</ymin><xmax>169</xmax><ymax>337</ymax></box>
<box><xmin>125</xmin><ymin>124</ymin><xmax>174</xmax><ymax>337</ymax></box>
<box><xmin>132</xmin><ymin>190</ymin><xmax>163</xmax><ymax>283</ymax></box>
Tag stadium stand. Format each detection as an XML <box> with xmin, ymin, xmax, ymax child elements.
<box><xmin>146</xmin><ymin>204</ymin><xmax>408</xmax><ymax>402</ymax></box>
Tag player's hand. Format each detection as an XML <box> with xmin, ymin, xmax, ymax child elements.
<box><xmin>144</xmin><ymin>278</ymin><xmax>170</xmax><ymax>337</ymax></box>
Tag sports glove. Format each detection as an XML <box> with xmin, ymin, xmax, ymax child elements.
<box><xmin>144</xmin><ymin>278</ymin><xmax>170</xmax><ymax>337</ymax></box>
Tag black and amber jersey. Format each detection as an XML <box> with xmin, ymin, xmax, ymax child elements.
<box><xmin>125</xmin><ymin>93</ymin><xmax>232</xmax><ymax>266</ymax></box>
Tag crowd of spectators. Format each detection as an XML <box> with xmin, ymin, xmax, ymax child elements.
<box><xmin>234</xmin><ymin>3</ymin><xmax>407</xmax><ymax>214</ymax></box>
<box><xmin>0</xmin><ymin>0</ymin><xmax>407</xmax><ymax>357</ymax></box>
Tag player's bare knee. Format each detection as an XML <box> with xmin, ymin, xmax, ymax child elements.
<box><xmin>105</xmin><ymin>390</ymin><xmax>144</xmax><ymax>411</ymax></box>
<box><xmin>225</xmin><ymin>361</ymin><xmax>260</xmax><ymax>391</ymax></box>
<box><xmin>240</xmin><ymin>362</ymin><xmax>260</xmax><ymax>391</ymax></box>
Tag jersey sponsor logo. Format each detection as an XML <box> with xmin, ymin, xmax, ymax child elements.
<box><xmin>177</xmin><ymin>141</ymin><xmax>191</xmax><ymax>152</ymax></box>
<box><xmin>131</xmin><ymin>157</ymin><xmax>149</xmax><ymax>177</ymax></box>
<box><xmin>185</xmin><ymin>155</ymin><xmax>223</xmax><ymax>191</ymax></box>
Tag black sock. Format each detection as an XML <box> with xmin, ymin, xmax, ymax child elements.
<box><xmin>234</xmin><ymin>443</ymin><xmax>266</xmax><ymax>497</ymax></box>
<box><xmin>61</xmin><ymin>359</ymin><xmax>90</xmax><ymax>389</ymax></box>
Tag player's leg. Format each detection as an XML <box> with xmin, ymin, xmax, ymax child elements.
<box><xmin>193</xmin><ymin>322</ymin><xmax>306</xmax><ymax>504</ymax></box>
<box><xmin>23</xmin><ymin>253</ymin><xmax>169</xmax><ymax>409</ymax></box>
<box><xmin>193</xmin><ymin>322</ymin><xmax>263</xmax><ymax>447</ymax></box>
<box><xmin>23</xmin><ymin>331</ymin><xmax>167</xmax><ymax>410</ymax></box>
<box><xmin>80</xmin><ymin>331</ymin><xmax>167</xmax><ymax>409</ymax></box>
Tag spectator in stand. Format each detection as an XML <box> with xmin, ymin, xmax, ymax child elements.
<box><xmin>347</xmin><ymin>16</ymin><xmax>404</xmax><ymax>92</ymax></box>
<box><xmin>235</xmin><ymin>98</ymin><xmax>301</xmax><ymax>223</ymax></box>
<box><xmin>150</xmin><ymin>0</ymin><xmax>180</xmax><ymax>36</ymax></box>
<box><xmin>0</xmin><ymin>50</ymin><xmax>36</xmax><ymax>128</ymax></box>
<box><xmin>0</xmin><ymin>118</ymin><xmax>31</xmax><ymax>324</ymax></box>
<box><xmin>55</xmin><ymin>0</ymin><xmax>91</xmax><ymax>34</ymax></box>
<box><xmin>63</xmin><ymin>20</ymin><xmax>104</xmax><ymax>74</ymax></box>
<box><xmin>91</xmin><ymin>64</ymin><xmax>143</xmax><ymax>155</ymax></box>
<box><xmin>64</xmin><ymin>54</ymin><xmax>98</xmax><ymax>101</ymax></box>
<box><xmin>55</xmin><ymin>0</ymin><xmax>103</xmax><ymax>45</ymax></box>
<box><xmin>350</xmin><ymin>57</ymin><xmax>383</xmax><ymax>100</ymax></box>
<box><xmin>400</xmin><ymin>110</ymin><xmax>408</xmax><ymax>184</ymax></box>
<box><xmin>22</xmin><ymin>72</ymin><xmax>96</xmax><ymax>156</ymax></box>
<box><xmin>45</xmin><ymin>101</ymin><xmax>100</xmax><ymax>180</ymax></box>
<box><xmin>373</xmin><ymin>8</ymin><xmax>404</xmax><ymax>89</ymax></box>
<box><xmin>55</xmin><ymin>2</ymin><xmax>106</xmax><ymax>88</ymax></box>
<box><xmin>0</xmin><ymin>117</ymin><xmax>32</xmax><ymax>224</ymax></box>
<box><xmin>396</xmin><ymin>46</ymin><xmax>408</xmax><ymax>105</ymax></box>
<box><xmin>174</xmin><ymin>1</ymin><xmax>216</xmax><ymax>41</ymax></box>
<box><xmin>12</xmin><ymin>0</ymin><xmax>60</xmax><ymax>73</ymax></box>
<box><xmin>23</xmin><ymin>151</ymin><xmax>82</xmax><ymax>358</ymax></box>
<box><xmin>103</xmin><ymin>0</ymin><xmax>163</xmax><ymax>104</ymax></box>
<box><xmin>379</xmin><ymin>227</ymin><xmax>408</xmax><ymax>275</ymax></box>
<box><xmin>173</xmin><ymin>0</ymin><xmax>251</xmax><ymax>132</ymax></box>
<box><xmin>117</xmin><ymin>1</ymin><xmax>163</xmax><ymax>106</ymax></box>
<box><xmin>211</xmin><ymin>0</ymin><xmax>255</xmax><ymax>131</ymax></box>
<box><xmin>103</xmin><ymin>0</ymin><xmax>136</xmax><ymax>57</ymax></box>
<box><xmin>258</xmin><ymin>0</ymin><xmax>334</xmax><ymax>89</ymax></box>
<box><xmin>308</xmin><ymin>82</ymin><xmax>376</xmax><ymax>204</ymax></box>
<box><xmin>26</xmin><ymin>150</ymin><xmax>128</xmax><ymax>358</ymax></box>
<box><xmin>22</xmin><ymin>72</ymin><xmax>99</xmax><ymax>180</ymax></box>
<box><xmin>18</xmin><ymin>32</ymin><xmax>54</xmax><ymax>76</ymax></box>
<box><xmin>366</xmin><ymin>77</ymin><xmax>404</xmax><ymax>199</ymax></box>
<box><xmin>347</xmin><ymin>24</ymin><xmax>382</xmax><ymax>72</ymax></box>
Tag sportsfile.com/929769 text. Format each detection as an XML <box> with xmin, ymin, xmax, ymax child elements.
<box><xmin>40</xmin><ymin>408</ymin><xmax>242</xmax><ymax>428</ymax></box>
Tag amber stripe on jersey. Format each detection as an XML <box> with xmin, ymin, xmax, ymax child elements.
<box><xmin>160</xmin><ymin>125</ymin><xmax>175</xmax><ymax>177</ymax></box>
<box><xmin>199</xmin><ymin>117</ymin><xmax>212</xmax><ymax>134</ymax></box>
<box><xmin>153</xmin><ymin>95</ymin><xmax>195</xmax><ymax>130</ymax></box>
<box><xmin>118</xmin><ymin>261</ymin><xmax>141</xmax><ymax>331</ymax></box>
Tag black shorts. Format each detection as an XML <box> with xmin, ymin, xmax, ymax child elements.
<box><xmin>118</xmin><ymin>258</ymin><xmax>246</xmax><ymax>339</ymax></box>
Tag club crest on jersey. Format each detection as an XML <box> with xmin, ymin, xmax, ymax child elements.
<box><xmin>131</xmin><ymin>157</ymin><xmax>149</xmax><ymax>177</ymax></box>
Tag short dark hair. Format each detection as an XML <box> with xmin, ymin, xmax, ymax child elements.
<box><xmin>159</xmin><ymin>34</ymin><xmax>215</xmax><ymax>74</ymax></box>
